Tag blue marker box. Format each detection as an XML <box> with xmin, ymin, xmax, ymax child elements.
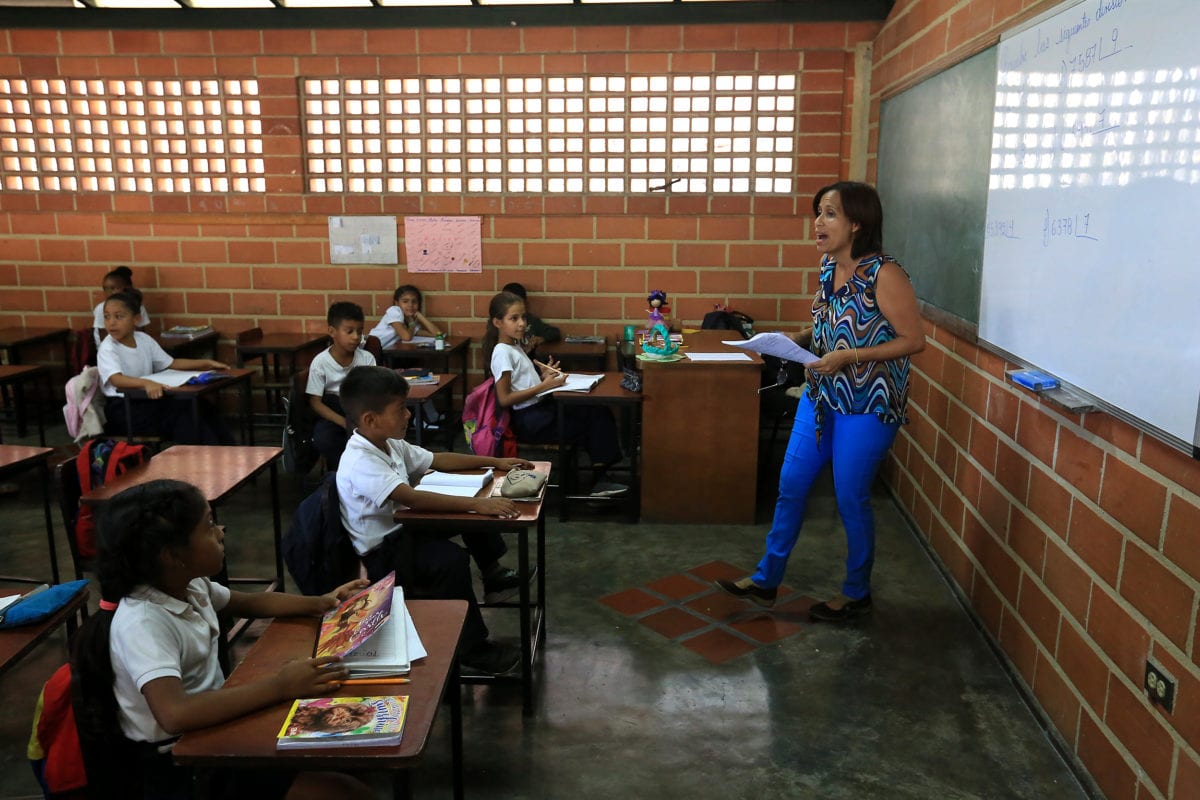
<box><xmin>1008</xmin><ymin>369</ymin><xmax>1059</xmax><ymax>392</ymax></box>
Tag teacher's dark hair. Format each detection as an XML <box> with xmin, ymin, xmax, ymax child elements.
<box><xmin>813</xmin><ymin>181</ymin><xmax>883</xmax><ymax>260</ymax></box>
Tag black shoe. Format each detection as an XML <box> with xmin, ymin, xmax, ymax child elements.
<box><xmin>714</xmin><ymin>577</ymin><xmax>777</xmax><ymax>608</ymax></box>
<box><xmin>808</xmin><ymin>593</ymin><xmax>872</xmax><ymax>623</ymax></box>
<box><xmin>460</xmin><ymin>640</ymin><xmax>521</xmax><ymax>677</ymax></box>
<box><xmin>482</xmin><ymin>565</ymin><xmax>538</xmax><ymax>604</ymax></box>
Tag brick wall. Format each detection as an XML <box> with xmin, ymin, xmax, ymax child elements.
<box><xmin>0</xmin><ymin>20</ymin><xmax>878</xmax><ymax>374</ymax></box>
<box><xmin>870</xmin><ymin>3</ymin><xmax>1200</xmax><ymax>799</ymax></box>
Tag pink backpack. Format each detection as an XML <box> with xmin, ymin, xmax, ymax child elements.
<box><xmin>62</xmin><ymin>367</ymin><xmax>105</xmax><ymax>443</ymax></box>
<box><xmin>461</xmin><ymin>377</ymin><xmax>517</xmax><ymax>458</ymax></box>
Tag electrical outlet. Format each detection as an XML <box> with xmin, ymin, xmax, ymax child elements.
<box><xmin>1144</xmin><ymin>660</ymin><xmax>1176</xmax><ymax>713</ymax></box>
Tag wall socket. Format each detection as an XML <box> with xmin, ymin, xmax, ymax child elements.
<box><xmin>1144</xmin><ymin>660</ymin><xmax>1176</xmax><ymax>713</ymax></box>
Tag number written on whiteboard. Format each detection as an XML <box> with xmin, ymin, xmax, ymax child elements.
<box><xmin>1043</xmin><ymin>209</ymin><xmax>1099</xmax><ymax>247</ymax></box>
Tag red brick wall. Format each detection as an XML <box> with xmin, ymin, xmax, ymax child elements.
<box><xmin>0</xmin><ymin>21</ymin><xmax>879</xmax><ymax>373</ymax></box>
<box><xmin>871</xmin><ymin>3</ymin><xmax>1200</xmax><ymax>799</ymax></box>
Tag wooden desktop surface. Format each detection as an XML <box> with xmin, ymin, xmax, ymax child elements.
<box><xmin>383</xmin><ymin>335</ymin><xmax>470</xmax><ymax>359</ymax></box>
<box><xmin>235</xmin><ymin>331</ymin><xmax>328</xmax><ymax>356</ymax></box>
<box><xmin>405</xmin><ymin>373</ymin><xmax>458</xmax><ymax>403</ymax></box>
<box><xmin>539</xmin><ymin>338</ymin><xmax>607</xmax><ymax>370</ymax></box>
<box><xmin>549</xmin><ymin>371</ymin><xmax>640</xmax><ymax>405</ymax></box>
<box><xmin>0</xmin><ymin>443</ymin><xmax>53</xmax><ymax>471</ymax></box>
<box><xmin>395</xmin><ymin>461</ymin><xmax>550</xmax><ymax>527</ymax></box>
<box><xmin>79</xmin><ymin>445</ymin><xmax>282</xmax><ymax>504</ymax></box>
<box><xmin>638</xmin><ymin>330</ymin><xmax>762</xmax><ymax>524</ymax></box>
<box><xmin>172</xmin><ymin>599</ymin><xmax>467</xmax><ymax>770</ymax></box>
<box><xmin>0</xmin><ymin>586</ymin><xmax>88</xmax><ymax>677</ymax></box>
<box><xmin>0</xmin><ymin>326</ymin><xmax>71</xmax><ymax>348</ymax></box>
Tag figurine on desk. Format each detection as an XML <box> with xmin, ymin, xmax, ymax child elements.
<box><xmin>647</xmin><ymin>290</ymin><xmax>671</xmax><ymax>328</ymax></box>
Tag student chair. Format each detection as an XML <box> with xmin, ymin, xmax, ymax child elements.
<box><xmin>363</xmin><ymin>334</ymin><xmax>384</xmax><ymax>363</ymax></box>
<box><xmin>55</xmin><ymin>456</ymin><xmax>97</xmax><ymax>584</ymax></box>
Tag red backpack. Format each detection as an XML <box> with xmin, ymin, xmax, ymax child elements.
<box><xmin>73</xmin><ymin>439</ymin><xmax>149</xmax><ymax>560</ymax></box>
<box><xmin>461</xmin><ymin>378</ymin><xmax>517</xmax><ymax>458</ymax></box>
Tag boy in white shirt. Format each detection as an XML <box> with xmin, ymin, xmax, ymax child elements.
<box><xmin>336</xmin><ymin>365</ymin><xmax>534</xmax><ymax>676</ymax></box>
<box><xmin>306</xmin><ymin>302</ymin><xmax>376</xmax><ymax>470</ymax></box>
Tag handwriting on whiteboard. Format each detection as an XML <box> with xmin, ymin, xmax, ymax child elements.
<box><xmin>404</xmin><ymin>216</ymin><xmax>483</xmax><ymax>274</ymax></box>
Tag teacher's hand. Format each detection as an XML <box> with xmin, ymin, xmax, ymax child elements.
<box><xmin>807</xmin><ymin>349</ymin><xmax>857</xmax><ymax>377</ymax></box>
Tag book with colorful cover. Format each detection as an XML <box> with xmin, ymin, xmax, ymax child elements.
<box><xmin>314</xmin><ymin>571</ymin><xmax>395</xmax><ymax>660</ymax></box>
<box><xmin>276</xmin><ymin>695</ymin><xmax>408</xmax><ymax>750</ymax></box>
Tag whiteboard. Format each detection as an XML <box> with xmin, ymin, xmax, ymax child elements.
<box><xmin>979</xmin><ymin>0</ymin><xmax>1200</xmax><ymax>450</ymax></box>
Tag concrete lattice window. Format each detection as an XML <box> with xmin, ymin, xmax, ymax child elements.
<box><xmin>302</xmin><ymin>74</ymin><xmax>797</xmax><ymax>193</ymax></box>
<box><xmin>0</xmin><ymin>77</ymin><xmax>264</xmax><ymax>192</ymax></box>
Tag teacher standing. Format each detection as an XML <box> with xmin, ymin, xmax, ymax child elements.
<box><xmin>717</xmin><ymin>181</ymin><xmax>925</xmax><ymax>622</ymax></box>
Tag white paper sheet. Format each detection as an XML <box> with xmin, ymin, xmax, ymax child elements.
<box><xmin>145</xmin><ymin>369</ymin><xmax>208</xmax><ymax>387</ymax></box>
<box><xmin>684</xmin><ymin>352</ymin><xmax>753</xmax><ymax>362</ymax></box>
<box><xmin>722</xmin><ymin>332</ymin><xmax>820</xmax><ymax>365</ymax></box>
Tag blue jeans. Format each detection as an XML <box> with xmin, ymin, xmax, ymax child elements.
<box><xmin>752</xmin><ymin>393</ymin><xmax>899</xmax><ymax>600</ymax></box>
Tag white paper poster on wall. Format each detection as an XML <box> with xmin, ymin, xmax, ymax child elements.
<box><xmin>328</xmin><ymin>216</ymin><xmax>398</xmax><ymax>265</ymax></box>
<box><xmin>404</xmin><ymin>216</ymin><xmax>483</xmax><ymax>273</ymax></box>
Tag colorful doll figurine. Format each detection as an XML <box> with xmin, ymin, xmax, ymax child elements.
<box><xmin>647</xmin><ymin>290</ymin><xmax>669</xmax><ymax>326</ymax></box>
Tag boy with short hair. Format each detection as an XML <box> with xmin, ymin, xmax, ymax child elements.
<box><xmin>307</xmin><ymin>301</ymin><xmax>377</xmax><ymax>470</ymax></box>
<box><xmin>336</xmin><ymin>365</ymin><xmax>535</xmax><ymax>676</ymax></box>
<box><xmin>500</xmin><ymin>282</ymin><xmax>560</xmax><ymax>355</ymax></box>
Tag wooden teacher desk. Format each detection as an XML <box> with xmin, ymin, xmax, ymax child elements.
<box><xmin>173</xmin><ymin>600</ymin><xmax>468</xmax><ymax>800</ymax></box>
<box><xmin>637</xmin><ymin>330</ymin><xmax>762</xmax><ymax>524</ymax></box>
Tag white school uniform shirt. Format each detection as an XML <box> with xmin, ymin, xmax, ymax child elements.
<box><xmin>97</xmin><ymin>331</ymin><xmax>173</xmax><ymax>397</ymax></box>
<box><xmin>93</xmin><ymin>301</ymin><xmax>151</xmax><ymax>347</ymax></box>
<box><xmin>109</xmin><ymin>578</ymin><xmax>231</xmax><ymax>744</ymax></box>
<box><xmin>490</xmin><ymin>341</ymin><xmax>543</xmax><ymax>410</ymax></box>
<box><xmin>337</xmin><ymin>430</ymin><xmax>434</xmax><ymax>556</ymax></box>
<box><xmin>305</xmin><ymin>346</ymin><xmax>376</xmax><ymax>398</ymax></box>
<box><xmin>368</xmin><ymin>305</ymin><xmax>421</xmax><ymax>350</ymax></box>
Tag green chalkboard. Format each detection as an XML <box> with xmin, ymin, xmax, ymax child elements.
<box><xmin>877</xmin><ymin>46</ymin><xmax>997</xmax><ymax>327</ymax></box>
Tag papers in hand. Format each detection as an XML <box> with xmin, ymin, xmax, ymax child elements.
<box><xmin>536</xmin><ymin>372</ymin><xmax>605</xmax><ymax>397</ymax></box>
<box><xmin>722</xmin><ymin>332</ymin><xmax>819</xmax><ymax>365</ymax></box>
<box><xmin>413</xmin><ymin>468</ymin><xmax>494</xmax><ymax>498</ymax></box>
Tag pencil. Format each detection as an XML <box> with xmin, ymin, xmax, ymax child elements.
<box><xmin>339</xmin><ymin>677</ymin><xmax>411</xmax><ymax>686</ymax></box>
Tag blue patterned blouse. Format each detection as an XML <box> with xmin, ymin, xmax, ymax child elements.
<box><xmin>807</xmin><ymin>253</ymin><xmax>912</xmax><ymax>426</ymax></box>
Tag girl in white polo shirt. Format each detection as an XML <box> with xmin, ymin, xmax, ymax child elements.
<box><xmin>69</xmin><ymin>479</ymin><xmax>369</xmax><ymax>799</ymax></box>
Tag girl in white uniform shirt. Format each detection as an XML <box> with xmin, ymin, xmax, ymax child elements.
<box><xmin>92</xmin><ymin>266</ymin><xmax>151</xmax><ymax>346</ymax></box>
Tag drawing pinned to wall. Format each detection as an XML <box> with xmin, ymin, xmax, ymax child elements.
<box><xmin>404</xmin><ymin>216</ymin><xmax>483</xmax><ymax>273</ymax></box>
<box><xmin>328</xmin><ymin>216</ymin><xmax>398</xmax><ymax>265</ymax></box>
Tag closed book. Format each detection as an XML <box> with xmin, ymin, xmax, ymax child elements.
<box><xmin>161</xmin><ymin>325</ymin><xmax>214</xmax><ymax>339</ymax></box>
<box><xmin>315</xmin><ymin>572</ymin><xmax>411</xmax><ymax>677</ymax></box>
<box><xmin>276</xmin><ymin>696</ymin><xmax>408</xmax><ymax>750</ymax></box>
<box><xmin>412</xmin><ymin>468</ymin><xmax>494</xmax><ymax>498</ymax></box>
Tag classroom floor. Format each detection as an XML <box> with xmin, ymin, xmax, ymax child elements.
<box><xmin>0</xmin><ymin>419</ymin><xmax>1096</xmax><ymax>800</ymax></box>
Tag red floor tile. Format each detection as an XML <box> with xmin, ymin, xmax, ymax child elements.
<box><xmin>686</xmin><ymin>560</ymin><xmax>746</xmax><ymax>582</ymax></box>
<box><xmin>728</xmin><ymin>613</ymin><xmax>804</xmax><ymax>644</ymax></box>
<box><xmin>683</xmin><ymin>590</ymin><xmax>748</xmax><ymax>623</ymax></box>
<box><xmin>681</xmin><ymin>628</ymin><xmax>758</xmax><ymax>665</ymax></box>
<box><xmin>598</xmin><ymin>587</ymin><xmax>666</xmax><ymax>617</ymax></box>
<box><xmin>638</xmin><ymin>607</ymin><xmax>710</xmax><ymax>639</ymax></box>
<box><xmin>644</xmin><ymin>572</ymin><xmax>710</xmax><ymax>600</ymax></box>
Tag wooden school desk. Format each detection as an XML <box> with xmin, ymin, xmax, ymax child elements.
<box><xmin>538</xmin><ymin>336</ymin><xmax>608</xmax><ymax>372</ymax></box>
<box><xmin>79</xmin><ymin>445</ymin><xmax>286</xmax><ymax>595</ymax></box>
<box><xmin>404</xmin><ymin>373</ymin><xmax>459</xmax><ymax>449</ymax></box>
<box><xmin>0</xmin><ymin>364</ymin><xmax>50</xmax><ymax>443</ymax></box>
<box><xmin>0</xmin><ymin>326</ymin><xmax>71</xmax><ymax>372</ymax></box>
<box><xmin>394</xmin><ymin>462</ymin><xmax>550</xmax><ymax>716</ymax></box>
<box><xmin>381</xmin><ymin>336</ymin><xmax>471</xmax><ymax>410</ymax></box>
<box><xmin>173</xmin><ymin>599</ymin><xmax>468</xmax><ymax>800</ymax></box>
<box><xmin>117</xmin><ymin>367</ymin><xmax>255</xmax><ymax>445</ymax></box>
<box><xmin>0</xmin><ymin>585</ymin><xmax>88</xmax><ymax>678</ymax></box>
<box><xmin>552</xmin><ymin>371</ymin><xmax>641</xmax><ymax>521</ymax></box>
<box><xmin>156</xmin><ymin>328</ymin><xmax>220</xmax><ymax>361</ymax></box>
<box><xmin>0</xmin><ymin>444</ymin><xmax>61</xmax><ymax>585</ymax></box>
<box><xmin>235</xmin><ymin>330</ymin><xmax>329</xmax><ymax>427</ymax></box>
<box><xmin>637</xmin><ymin>330</ymin><xmax>762</xmax><ymax>524</ymax></box>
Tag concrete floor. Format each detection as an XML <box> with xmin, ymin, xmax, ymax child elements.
<box><xmin>0</xmin><ymin>418</ymin><xmax>1095</xmax><ymax>800</ymax></box>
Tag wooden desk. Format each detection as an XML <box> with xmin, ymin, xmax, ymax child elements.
<box><xmin>0</xmin><ymin>445</ymin><xmax>60</xmax><ymax>584</ymax></box>
<box><xmin>0</xmin><ymin>585</ymin><xmax>88</xmax><ymax>678</ymax></box>
<box><xmin>81</xmin><ymin>445</ymin><xmax>286</xmax><ymax>593</ymax></box>
<box><xmin>157</xmin><ymin>329</ymin><xmax>220</xmax><ymax>361</ymax></box>
<box><xmin>553</xmin><ymin>372</ymin><xmax>641</xmax><ymax>522</ymax></box>
<box><xmin>382</xmin><ymin>336</ymin><xmax>471</xmax><ymax>411</ymax></box>
<box><xmin>0</xmin><ymin>326</ymin><xmax>71</xmax><ymax>370</ymax></box>
<box><xmin>173</xmin><ymin>600</ymin><xmax>467</xmax><ymax>800</ymax></box>
<box><xmin>394</xmin><ymin>462</ymin><xmax>549</xmax><ymax>716</ymax></box>
<box><xmin>539</xmin><ymin>337</ymin><xmax>607</xmax><ymax>372</ymax></box>
<box><xmin>236</xmin><ymin>331</ymin><xmax>329</xmax><ymax>424</ymax></box>
<box><xmin>638</xmin><ymin>331</ymin><xmax>762</xmax><ymax>524</ymax></box>
<box><xmin>404</xmin><ymin>373</ymin><xmax>459</xmax><ymax>449</ymax></box>
<box><xmin>118</xmin><ymin>367</ymin><xmax>255</xmax><ymax>445</ymax></box>
<box><xmin>0</xmin><ymin>364</ymin><xmax>50</xmax><ymax>443</ymax></box>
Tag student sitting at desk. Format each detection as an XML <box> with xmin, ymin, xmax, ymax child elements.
<box><xmin>93</xmin><ymin>265</ymin><xmax>150</xmax><ymax>347</ymax></box>
<box><xmin>484</xmin><ymin>291</ymin><xmax>626</xmax><ymax>497</ymax></box>
<box><xmin>367</xmin><ymin>284</ymin><xmax>443</xmax><ymax>349</ymax></box>
<box><xmin>500</xmin><ymin>282</ymin><xmax>560</xmax><ymax>356</ymax></box>
<box><xmin>71</xmin><ymin>479</ymin><xmax>369</xmax><ymax>799</ymax></box>
<box><xmin>336</xmin><ymin>365</ymin><xmax>534</xmax><ymax>677</ymax></box>
<box><xmin>306</xmin><ymin>301</ymin><xmax>376</xmax><ymax>471</ymax></box>
<box><xmin>97</xmin><ymin>289</ymin><xmax>233</xmax><ymax>445</ymax></box>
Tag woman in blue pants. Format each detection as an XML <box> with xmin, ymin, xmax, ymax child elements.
<box><xmin>717</xmin><ymin>181</ymin><xmax>925</xmax><ymax>622</ymax></box>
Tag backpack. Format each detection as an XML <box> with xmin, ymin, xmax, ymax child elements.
<box><xmin>62</xmin><ymin>367</ymin><xmax>106</xmax><ymax>444</ymax></box>
<box><xmin>461</xmin><ymin>377</ymin><xmax>517</xmax><ymax>458</ymax></box>
<box><xmin>282</xmin><ymin>473</ymin><xmax>358</xmax><ymax>595</ymax></box>
<box><xmin>73</xmin><ymin>439</ymin><xmax>149</xmax><ymax>560</ymax></box>
<box><xmin>701</xmin><ymin>307</ymin><xmax>754</xmax><ymax>339</ymax></box>
<box><xmin>281</xmin><ymin>389</ymin><xmax>319</xmax><ymax>475</ymax></box>
<box><xmin>27</xmin><ymin>664</ymin><xmax>87</xmax><ymax>799</ymax></box>
<box><xmin>69</xmin><ymin>328</ymin><xmax>97</xmax><ymax>376</ymax></box>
